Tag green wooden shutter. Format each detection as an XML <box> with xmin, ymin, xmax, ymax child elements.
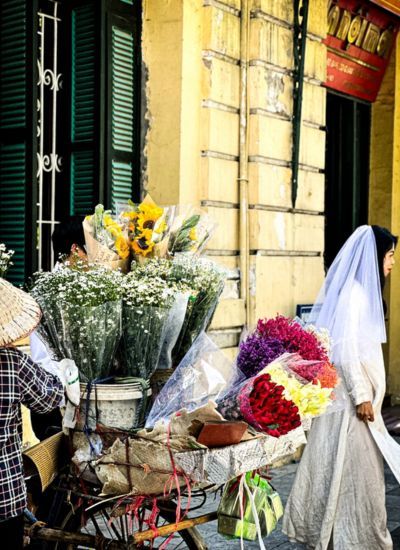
<box><xmin>66</xmin><ymin>0</ymin><xmax>140</xmax><ymax>215</ymax></box>
<box><xmin>107</xmin><ymin>1</ymin><xmax>140</xmax><ymax>211</ymax></box>
<box><xmin>0</xmin><ymin>0</ymin><xmax>37</xmax><ymax>284</ymax></box>
<box><xmin>69</xmin><ymin>0</ymin><xmax>99</xmax><ymax>215</ymax></box>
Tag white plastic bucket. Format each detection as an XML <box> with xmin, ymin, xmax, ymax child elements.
<box><xmin>76</xmin><ymin>382</ymin><xmax>152</xmax><ymax>431</ymax></box>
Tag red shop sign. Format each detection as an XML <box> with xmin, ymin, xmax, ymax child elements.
<box><xmin>324</xmin><ymin>0</ymin><xmax>399</xmax><ymax>102</ymax></box>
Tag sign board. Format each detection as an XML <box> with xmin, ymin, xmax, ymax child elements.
<box><xmin>371</xmin><ymin>0</ymin><xmax>400</xmax><ymax>17</ymax></box>
<box><xmin>295</xmin><ymin>304</ymin><xmax>314</xmax><ymax>323</ymax></box>
<box><xmin>324</xmin><ymin>0</ymin><xmax>399</xmax><ymax>102</ymax></box>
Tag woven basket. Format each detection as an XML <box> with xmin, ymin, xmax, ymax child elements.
<box><xmin>23</xmin><ymin>431</ymin><xmax>65</xmax><ymax>491</ymax></box>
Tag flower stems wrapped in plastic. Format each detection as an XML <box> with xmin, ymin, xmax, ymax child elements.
<box><xmin>30</xmin><ymin>267</ymin><xmax>123</xmax><ymax>380</ymax></box>
<box><xmin>217</xmin><ymin>373</ymin><xmax>302</xmax><ymax>437</ymax></box>
<box><xmin>128</xmin><ymin>258</ymin><xmax>226</xmax><ymax>367</ymax></box>
<box><xmin>168</xmin><ymin>205</ymin><xmax>217</xmax><ymax>256</ymax></box>
<box><xmin>120</xmin><ymin>273</ymin><xmax>182</xmax><ymax>379</ymax></box>
<box><xmin>170</xmin><ymin>257</ymin><xmax>226</xmax><ymax>364</ymax></box>
<box><xmin>84</xmin><ymin>204</ymin><xmax>130</xmax><ymax>271</ymax></box>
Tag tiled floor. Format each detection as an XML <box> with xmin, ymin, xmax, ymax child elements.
<box><xmin>197</xmin><ymin>436</ymin><xmax>400</xmax><ymax>549</ymax></box>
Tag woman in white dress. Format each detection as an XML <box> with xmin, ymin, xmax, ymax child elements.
<box><xmin>283</xmin><ymin>225</ymin><xmax>400</xmax><ymax>550</ymax></box>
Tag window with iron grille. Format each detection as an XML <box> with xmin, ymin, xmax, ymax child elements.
<box><xmin>0</xmin><ymin>0</ymin><xmax>141</xmax><ymax>282</ymax></box>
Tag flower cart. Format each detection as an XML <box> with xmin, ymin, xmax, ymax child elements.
<box><xmin>25</xmin><ymin>200</ymin><xmax>341</xmax><ymax>549</ymax></box>
<box><xmin>24</xmin><ymin>420</ymin><xmax>309</xmax><ymax>549</ymax></box>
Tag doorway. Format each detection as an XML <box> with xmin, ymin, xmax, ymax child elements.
<box><xmin>324</xmin><ymin>92</ymin><xmax>371</xmax><ymax>268</ymax></box>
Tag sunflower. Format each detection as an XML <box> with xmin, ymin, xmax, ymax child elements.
<box><xmin>136</xmin><ymin>204</ymin><xmax>163</xmax><ymax>233</ymax></box>
<box><xmin>115</xmin><ymin>235</ymin><xmax>130</xmax><ymax>260</ymax></box>
<box><xmin>154</xmin><ymin>219</ymin><xmax>167</xmax><ymax>235</ymax></box>
<box><xmin>131</xmin><ymin>229</ymin><xmax>154</xmax><ymax>257</ymax></box>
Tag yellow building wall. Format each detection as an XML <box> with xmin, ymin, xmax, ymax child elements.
<box><xmin>142</xmin><ymin>0</ymin><xmax>327</xmax><ymax>352</ymax></box>
<box><xmin>369</xmin><ymin>37</ymin><xmax>400</xmax><ymax>402</ymax></box>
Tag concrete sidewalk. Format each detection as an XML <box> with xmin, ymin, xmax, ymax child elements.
<box><xmin>197</xmin><ymin>436</ymin><xmax>400</xmax><ymax>549</ymax></box>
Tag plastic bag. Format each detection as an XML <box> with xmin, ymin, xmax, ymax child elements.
<box><xmin>145</xmin><ymin>332</ymin><xmax>236</xmax><ymax>427</ymax></box>
<box><xmin>218</xmin><ymin>472</ymin><xmax>283</xmax><ymax>544</ymax></box>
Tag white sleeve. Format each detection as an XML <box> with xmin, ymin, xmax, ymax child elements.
<box><xmin>30</xmin><ymin>330</ymin><xmax>50</xmax><ymax>363</ymax></box>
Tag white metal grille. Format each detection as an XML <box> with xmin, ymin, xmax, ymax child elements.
<box><xmin>36</xmin><ymin>0</ymin><xmax>62</xmax><ymax>270</ymax></box>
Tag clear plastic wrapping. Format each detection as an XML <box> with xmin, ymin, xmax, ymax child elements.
<box><xmin>119</xmin><ymin>304</ymin><xmax>171</xmax><ymax>379</ymax></box>
<box><xmin>145</xmin><ymin>332</ymin><xmax>237</xmax><ymax>427</ymax></box>
<box><xmin>157</xmin><ymin>292</ymin><xmax>190</xmax><ymax>370</ymax></box>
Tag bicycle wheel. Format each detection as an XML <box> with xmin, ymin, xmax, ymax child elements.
<box><xmin>54</xmin><ymin>500</ymin><xmax>207</xmax><ymax>550</ymax></box>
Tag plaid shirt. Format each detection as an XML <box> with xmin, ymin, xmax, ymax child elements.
<box><xmin>0</xmin><ymin>347</ymin><xmax>63</xmax><ymax>519</ymax></box>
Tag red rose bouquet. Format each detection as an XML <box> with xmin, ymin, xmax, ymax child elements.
<box><xmin>217</xmin><ymin>373</ymin><xmax>301</xmax><ymax>438</ymax></box>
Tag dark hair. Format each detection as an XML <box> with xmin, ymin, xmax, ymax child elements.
<box><xmin>52</xmin><ymin>215</ymin><xmax>86</xmax><ymax>260</ymax></box>
<box><xmin>371</xmin><ymin>225</ymin><xmax>398</xmax><ymax>315</ymax></box>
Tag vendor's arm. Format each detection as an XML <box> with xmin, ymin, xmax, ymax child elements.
<box><xmin>18</xmin><ymin>350</ymin><xmax>64</xmax><ymax>413</ymax></box>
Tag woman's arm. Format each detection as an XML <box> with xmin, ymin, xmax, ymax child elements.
<box><xmin>18</xmin><ymin>351</ymin><xmax>64</xmax><ymax>413</ymax></box>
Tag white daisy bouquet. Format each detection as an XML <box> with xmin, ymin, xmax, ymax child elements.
<box><xmin>119</xmin><ymin>268</ymin><xmax>188</xmax><ymax>379</ymax></box>
<box><xmin>0</xmin><ymin>243</ymin><xmax>14</xmax><ymax>278</ymax></box>
<box><xmin>30</xmin><ymin>266</ymin><xmax>123</xmax><ymax>380</ymax></box>
<box><xmin>129</xmin><ymin>257</ymin><xmax>226</xmax><ymax>366</ymax></box>
<box><xmin>169</xmin><ymin>256</ymin><xmax>226</xmax><ymax>364</ymax></box>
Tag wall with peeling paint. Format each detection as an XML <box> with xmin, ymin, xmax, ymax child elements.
<box><xmin>141</xmin><ymin>0</ymin><xmax>327</xmax><ymax>361</ymax></box>
<box><xmin>141</xmin><ymin>0</ymin><xmax>400</xmax><ymax>403</ymax></box>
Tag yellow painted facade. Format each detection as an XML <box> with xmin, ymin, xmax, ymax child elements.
<box><xmin>370</xmin><ymin>35</ymin><xmax>400</xmax><ymax>403</ymax></box>
<box><xmin>142</xmin><ymin>1</ymin><xmax>400</xmax><ymax>401</ymax></box>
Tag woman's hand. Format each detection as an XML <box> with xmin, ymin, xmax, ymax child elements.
<box><xmin>356</xmin><ymin>401</ymin><xmax>374</xmax><ymax>423</ymax></box>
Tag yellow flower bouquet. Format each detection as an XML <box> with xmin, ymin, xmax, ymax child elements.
<box><xmin>83</xmin><ymin>204</ymin><xmax>130</xmax><ymax>272</ymax></box>
<box><xmin>119</xmin><ymin>195</ymin><xmax>172</xmax><ymax>262</ymax></box>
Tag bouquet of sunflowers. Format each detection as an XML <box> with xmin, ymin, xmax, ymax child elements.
<box><xmin>119</xmin><ymin>195</ymin><xmax>173</xmax><ymax>261</ymax></box>
<box><xmin>83</xmin><ymin>204</ymin><xmax>130</xmax><ymax>272</ymax></box>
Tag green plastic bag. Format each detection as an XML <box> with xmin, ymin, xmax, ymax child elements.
<box><xmin>217</xmin><ymin>471</ymin><xmax>283</xmax><ymax>542</ymax></box>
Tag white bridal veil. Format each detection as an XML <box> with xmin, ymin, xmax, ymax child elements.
<box><xmin>308</xmin><ymin>225</ymin><xmax>400</xmax><ymax>483</ymax></box>
<box><xmin>308</xmin><ymin>225</ymin><xmax>386</xmax><ymax>399</ymax></box>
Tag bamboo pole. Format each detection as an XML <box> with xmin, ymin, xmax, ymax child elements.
<box><xmin>133</xmin><ymin>511</ymin><xmax>218</xmax><ymax>543</ymax></box>
<box><xmin>25</xmin><ymin>525</ymin><xmax>133</xmax><ymax>549</ymax></box>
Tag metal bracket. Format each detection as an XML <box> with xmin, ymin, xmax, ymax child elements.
<box><xmin>291</xmin><ymin>0</ymin><xmax>310</xmax><ymax>208</ymax></box>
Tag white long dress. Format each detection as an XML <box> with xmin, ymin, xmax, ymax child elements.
<box><xmin>282</xmin><ymin>284</ymin><xmax>400</xmax><ymax>550</ymax></box>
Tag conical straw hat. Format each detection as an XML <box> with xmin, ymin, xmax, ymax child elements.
<box><xmin>0</xmin><ymin>279</ymin><xmax>41</xmax><ymax>347</ymax></box>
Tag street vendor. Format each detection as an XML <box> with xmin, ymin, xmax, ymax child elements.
<box><xmin>51</xmin><ymin>215</ymin><xmax>87</xmax><ymax>267</ymax></box>
<box><xmin>0</xmin><ymin>279</ymin><xmax>64</xmax><ymax>548</ymax></box>
<box><xmin>30</xmin><ymin>216</ymin><xmax>86</xmax><ymax>440</ymax></box>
